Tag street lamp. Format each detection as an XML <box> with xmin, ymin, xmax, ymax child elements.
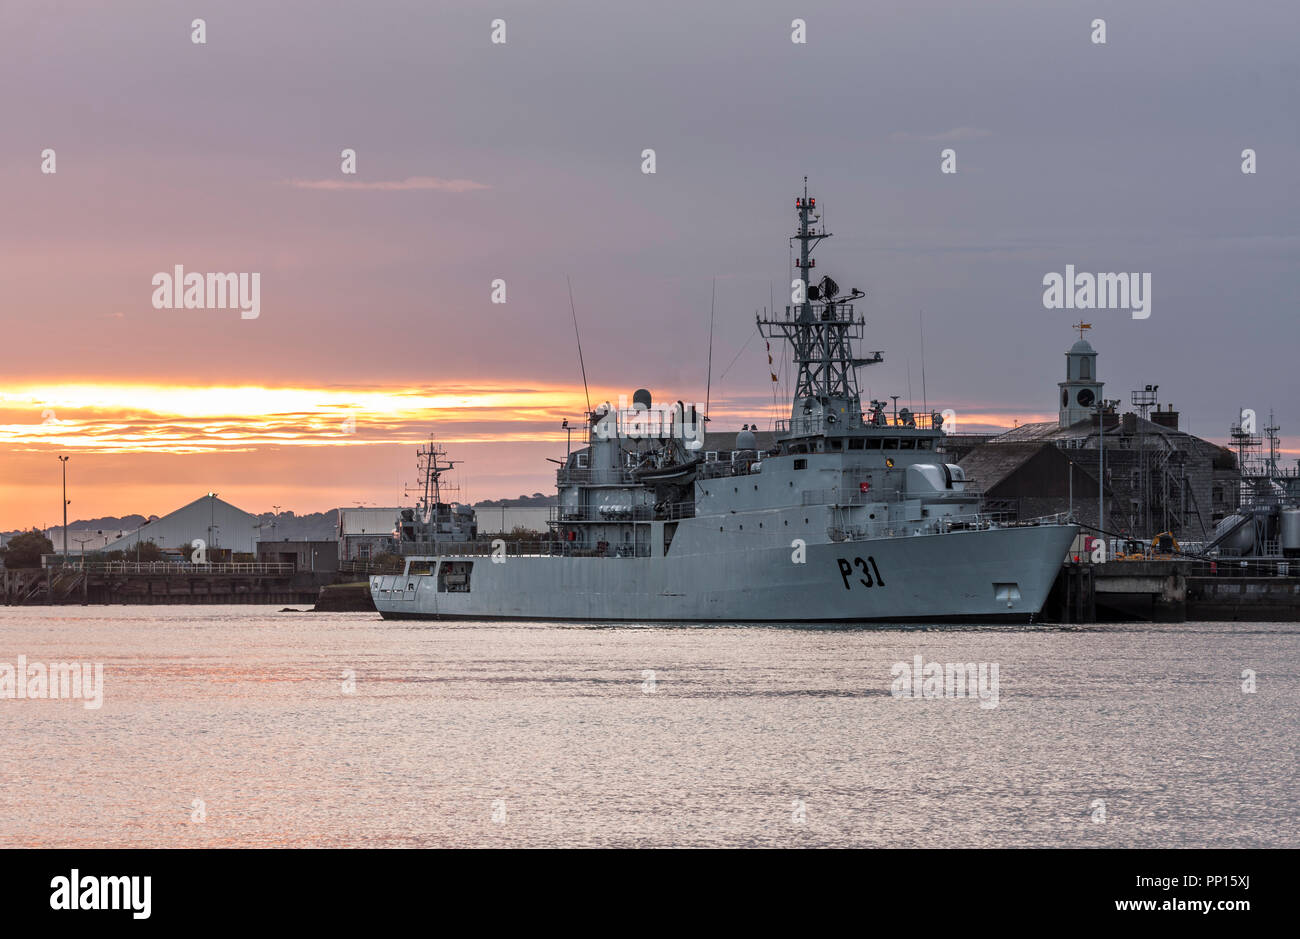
<box><xmin>73</xmin><ymin>534</ymin><xmax>94</xmax><ymax>568</ymax></box>
<box><xmin>58</xmin><ymin>455</ymin><xmax>70</xmax><ymax>562</ymax></box>
<box><xmin>208</xmin><ymin>491</ymin><xmax>219</xmax><ymax>554</ymax></box>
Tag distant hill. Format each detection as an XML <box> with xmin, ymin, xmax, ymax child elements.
<box><xmin>3</xmin><ymin>509</ymin><xmax>340</xmax><ymax>545</ymax></box>
<box><xmin>475</xmin><ymin>493</ymin><xmax>556</xmax><ymax>508</ymax></box>
<box><xmin>253</xmin><ymin>510</ymin><xmax>338</xmax><ymax>542</ymax></box>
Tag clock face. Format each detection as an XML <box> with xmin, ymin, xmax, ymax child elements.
<box><xmin>1077</xmin><ymin>388</ymin><xmax>1095</xmax><ymax>407</ymax></box>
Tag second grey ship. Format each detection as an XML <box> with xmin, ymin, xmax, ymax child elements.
<box><xmin>373</xmin><ymin>183</ymin><xmax>1078</xmax><ymax>622</ymax></box>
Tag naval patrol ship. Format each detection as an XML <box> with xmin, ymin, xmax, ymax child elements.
<box><xmin>372</xmin><ymin>183</ymin><xmax>1078</xmax><ymax>622</ymax></box>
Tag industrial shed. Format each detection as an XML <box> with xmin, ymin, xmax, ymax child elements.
<box><xmin>99</xmin><ymin>494</ymin><xmax>261</xmax><ymax>554</ymax></box>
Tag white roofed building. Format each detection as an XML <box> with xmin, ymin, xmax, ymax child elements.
<box><xmin>43</xmin><ymin>528</ymin><xmax>132</xmax><ymax>554</ymax></box>
<box><xmin>99</xmin><ymin>494</ymin><xmax>261</xmax><ymax>554</ymax></box>
<box><xmin>337</xmin><ymin>507</ymin><xmax>400</xmax><ymax>561</ymax></box>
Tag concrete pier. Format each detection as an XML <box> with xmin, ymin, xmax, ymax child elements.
<box><xmin>1046</xmin><ymin>559</ymin><xmax>1299</xmax><ymax>623</ymax></box>
<box><xmin>2</xmin><ymin>564</ymin><xmax>322</xmax><ymax>606</ymax></box>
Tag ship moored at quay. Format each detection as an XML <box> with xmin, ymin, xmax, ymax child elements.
<box><xmin>371</xmin><ymin>183</ymin><xmax>1078</xmax><ymax>622</ymax></box>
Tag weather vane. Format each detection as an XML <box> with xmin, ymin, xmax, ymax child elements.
<box><xmin>1072</xmin><ymin>321</ymin><xmax>1092</xmax><ymax>340</ymax></box>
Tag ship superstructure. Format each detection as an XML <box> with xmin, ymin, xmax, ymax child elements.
<box><xmin>394</xmin><ymin>436</ymin><xmax>476</xmax><ymax>551</ymax></box>
<box><xmin>372</xmin><ymin>183</ymin><xmax>1078</xmax><ymax>622</ymax></box>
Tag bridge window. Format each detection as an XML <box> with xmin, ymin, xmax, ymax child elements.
<box><xmin>883</xmin><ymin>439</ymin><xmax>899</xmax><ymax>450</ymax></box>
<box><xmin>848</xmin><ymin>439</ymin><xmax>864</xmax><ymax>450</ymax></box>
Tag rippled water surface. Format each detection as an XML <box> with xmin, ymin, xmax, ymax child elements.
<box><xmin>1</xmin><ymin>606</ymin><xmax>1295</xmax><ymax>847</ymax></box>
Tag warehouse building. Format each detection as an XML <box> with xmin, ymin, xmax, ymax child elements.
<box><xmin>99</xmin><ymin>493</ymin><xmax>261</xmax><ymax>554</ymax></box>
<box><xmin>337</xmin><ymin>507</ymin><xmax>400</xmax><ymax>561</ymax></box>
<box><xmin>956</xmin><ymin>332</ymin><xmax>1239</xmax><ymax>542</ymax></box>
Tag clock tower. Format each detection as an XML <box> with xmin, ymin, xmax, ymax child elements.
<box><xmin>1059</xmin><ymin>323</ymin><xmax>1103</xmax><ymax>427</ymax></box>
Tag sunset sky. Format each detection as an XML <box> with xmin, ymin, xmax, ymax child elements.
<box><xmin>2</xmin><ymin>1</ymin><xmax>1297</xmax><ymax>530</ymax></box>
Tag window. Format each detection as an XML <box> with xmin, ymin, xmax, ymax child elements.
<box><xmin>900</xmin><ymin>440</ymin><xmax>915</xmax><ymax>450</ymax></box>
<box><xmin>848</xmin><ymin>439</ymin><xmax>864</xmax><ymax>450</ymax></box>
<box><xmin>793</xmin><ymin>458</ymin><xmax>808</xmax><ymax>470</ymax></box>
<box><xmin>1080</xmin><ymin>359</ymin><xmax>1091</xmax><ymax>380</ymax></box>
<box><xmin>883</xmin><ymin>439</ymin><xmax>899</xmax><ymax>450</ymax></box>
<box><xmin>438</xmin><ymin>561</ymin><xmax>473</xmax><ymax>593</ymax></box>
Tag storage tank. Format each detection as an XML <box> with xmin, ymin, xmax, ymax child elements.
<box><xmin>1214</xmin><ymin>513</ymin><xmax>1255</xmax><ymax>556</ymax></box>
<box><xmin>1281</xmin><ymin>508</ymin><xmax>1300</xmax><ymax>557</ymax></box>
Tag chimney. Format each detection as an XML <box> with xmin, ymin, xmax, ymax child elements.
<box><xmin>1151</xmin><ymin>403</ymin><xmax>1180</xmax><ymax>430</ymax></box>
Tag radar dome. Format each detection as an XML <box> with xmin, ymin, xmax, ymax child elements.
<box><xmin>736</xmin><ymin>428</ymin><xmax>757</xmax><ymax>451</ymax></box>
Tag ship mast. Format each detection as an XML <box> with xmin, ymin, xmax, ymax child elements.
<box><xmin>404</xmin><ymin>435</ymin><xmax>460</xmax><ymax>547</ymax></box>
<box><xmin>757</xmin><ymin>179</ymin><xmax>882</xmax><ymax>437</ymax></box>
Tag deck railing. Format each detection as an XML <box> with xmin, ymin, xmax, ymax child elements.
<box><xmin>68</xmin><ymin>561</ymin><xmax>295</xmax><ymax>575</ymax></box>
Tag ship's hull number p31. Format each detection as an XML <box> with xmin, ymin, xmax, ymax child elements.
<box><xmin>836</xmin><ymin>556</ymin><xmax>886</xmax><ymax>590</ymax></box>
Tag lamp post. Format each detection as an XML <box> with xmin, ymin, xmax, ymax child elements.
<box><xmin>207</xmin><ymin>491</ymin><xmax>219</xmax><ymax>555</ymax></box>
<box><xmin>73</xmin><ymin>534</ymin><xmax>94</xmax><ymax>568</ymax></box>
<box><xmin>562</xmin><ymin>419</ymin><xmax>571</xmax><ymax>458</ymax></box>
<box><xmin>58</xmin><ymin>455</ymin><xmax>70</xmax><ymax>562</ymax></box>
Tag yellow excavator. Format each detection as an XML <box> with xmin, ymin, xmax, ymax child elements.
<box><xmin>1150</xmin><ymin>531</ymin><xmax>1180</xmax><ymax>558</ymax></box>
<box><xmin>1115</xmin><ymin>531</ymin><xmax>1180</xmax><ymax>560</ymax></box>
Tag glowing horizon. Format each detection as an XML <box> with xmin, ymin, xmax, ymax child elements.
<box><xmin>1</xmin><ymin>380</ymin><xmax>1289</xmax><ymax>532</ymax></box>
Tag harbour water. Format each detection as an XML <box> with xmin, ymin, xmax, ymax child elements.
<box><xmin>1</xmin><ymin>606</ymin><xmax>1295</xmax><ymax>848</ymax></box>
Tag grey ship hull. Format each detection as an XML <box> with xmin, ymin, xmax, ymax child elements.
<box><xmin>371</xmin><ymin>523</ymin><xmax>1076</xmax><ymax>623</ymax></box>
